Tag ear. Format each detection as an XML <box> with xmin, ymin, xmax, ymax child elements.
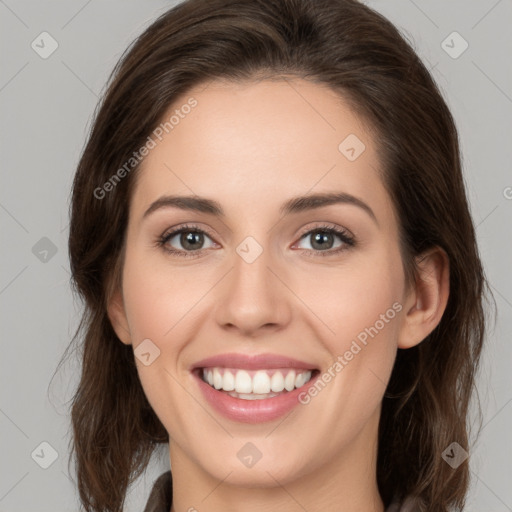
<box><xmin>398</xmin><ymin>247</ymin><xmax>450</xmax><ymax>349</ymax></box>
<box><xmin>107</xmin><ymin>288</ymin><xmax>132</xmax><ymax>345</ymax></box>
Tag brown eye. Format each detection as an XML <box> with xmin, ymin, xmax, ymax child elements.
<box><xmin>177</xmin><ymin>231</ymin><xmax>205</xmax><ymax>251</ymax></box>
<box><xmin>295</xmin><ymin>226</ymin><xmax>355</xmax><ymax>255</ymax></box>
<box><xmin>159</xmin><ymin>225</ymin><xmax>217</xmax><ymax>256</ymax></box>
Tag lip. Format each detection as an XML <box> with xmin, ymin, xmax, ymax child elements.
<box><xmin>191</xmin><ymin>353</ymin><xmax>320</xmax><ymax>423</ymax></box>
<box><xmin>191</xmin><ymin>352</ymin><xmax>318</xmax><ymax>371</ymax></box>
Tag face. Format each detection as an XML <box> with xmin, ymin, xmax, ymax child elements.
<box><xmin>112</xmin><ymin>78</ymin><xmax>410</xmax><ymax>487</ymax></box>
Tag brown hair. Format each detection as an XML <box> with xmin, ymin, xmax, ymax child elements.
<box><xmin>62</xmin><ymin>0</ymin><xmax>490</xmax><ymax>510</ymax></box>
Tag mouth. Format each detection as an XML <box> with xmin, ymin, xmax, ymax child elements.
<box><xmin>195</xmin><ymin>367</ymin><xmax>318</xmax><ymax>400</ymax></box>
<box><xmin>191</xmin><ymin>353</ymin><xmax>320</xmax><ymax>423</ymax></box>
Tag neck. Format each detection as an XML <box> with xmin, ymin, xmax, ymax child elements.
<box><xmin>169</xmin><ymin>408</ymin><xmax>385</xmax><ymax>512</ymax></box>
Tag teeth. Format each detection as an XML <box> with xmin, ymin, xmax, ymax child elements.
<box><xmin>252</xmin><ymin>371</ymin><xmax>271</xmax><ymax>394</ymax></box>
<box><xmin>235</xmin><ymin>370</ymin><xmax>253</xmax><ymax>393</ymax></box>
<box><xmin>270</xmin><ymin>372</ymin><xmax>285</xmax><ymax>392</ymax></box>
<box><xmin>201</xmin><ymin>367</ymin><xmax>314</xmax><ymax>395</ymax></box>
<box><xmin>295</xmin><ymin>371</ymin><xmax>311</xmax><ymax>388</ymax></box>
<box><xmin>232</xmin><ymin>392</ymin><xmax>280</xmax><ymax>400</ymax></box>
<box><xmin>284</xmin><ymin>370</ymin><xmax>296</xmax><ymax>391</ymax></box>
<box><xmin>213</xmin><ymin>368</ymin><xmax>223</xmax><ymax>390</ymax></box>
<box><xmin>223</xmin><ymin>370</ymin><xmax>235</xmax><ymax>391</ymax></box>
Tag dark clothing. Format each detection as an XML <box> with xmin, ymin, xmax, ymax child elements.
<box><xmin>143</xmin><ymin>470</ymin><xmax>422</xmax><ymax>511</ymax></box>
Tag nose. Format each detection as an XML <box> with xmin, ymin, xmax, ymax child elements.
<box><xmin>214</xmin><ymin>244</ymin><xmax>292</xmax><ymax>337</ymax></box>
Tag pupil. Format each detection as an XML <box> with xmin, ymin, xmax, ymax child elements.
<box><xmin>182</xmin><ymin>231</ymin><xmax>203</xmax><ymax>250</ymax></box>
<box><xmin>312</xmin><ymin>232</ymin><xmax>333</xmax><ymax>250</ymax></box>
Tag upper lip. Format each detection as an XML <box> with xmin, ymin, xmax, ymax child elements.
<box><xmin>192</xmin><ymin>353</ymin><xmax>318</xmax><ymax>371</ymax></box>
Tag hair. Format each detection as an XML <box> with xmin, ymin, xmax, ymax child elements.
<box><xmin>62</xmin><ymin>0</ymin><xmax>491</xmax><ymax>510</ymax></box>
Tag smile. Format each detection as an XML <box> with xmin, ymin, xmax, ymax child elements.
<box><xmin>191</xmin><ymin>353</ymin><xmax>320</xmax><ymax>423</ymax></box>
<box><xmin>201</xmin><ymin>367</ymin><xmax>314</xmax><ymax>399</ymax></box>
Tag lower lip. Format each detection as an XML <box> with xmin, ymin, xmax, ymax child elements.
<box><xmin>193</xmin><ymin>370</ymin><xmax>319</xmax><ymax>423</ymax></box>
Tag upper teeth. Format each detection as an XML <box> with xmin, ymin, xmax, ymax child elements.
<box><xmin>202</xmin><ymin>368</ymin><xmax>313</xmax><ymax>393</ymax></box>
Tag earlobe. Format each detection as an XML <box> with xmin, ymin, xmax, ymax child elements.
<box><xmin>397</xmin><ymin>247</ymin><xmax>450</xmax><ymax>349</ymax></box>
<box><xmin>107</xmin><ymin>289</ymin><xmax>132</xmax><ymax>345</ymax></box>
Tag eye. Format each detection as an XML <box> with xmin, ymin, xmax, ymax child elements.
<box><xmin>157</xmin><ymin>224</ymin><xmax>217</xmax><ymax>257</ymax></box>
<box><xmin>156</xmin><ymin>223</ymin><xmax>355</xmax><ymax>258</ymax></box>
<box><xmin>294</xmin><ymin>224</ymin><xmax>355</xmax><ymax>256</ymax></box>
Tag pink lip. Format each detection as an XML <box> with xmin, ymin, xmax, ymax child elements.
<box><xmin>191</xmin><ymin>353</ymin><xmax>319</xmax><ymax>423</ymax></box>
<box><xmin>191</xmin><ymin>352</ymin><xmax>318</xmax><ymax>371</ymax></box>
<box><xmin>193</xmin><ymin>371</ymin><xmax>320</xmax><ymax>423</ymax></box>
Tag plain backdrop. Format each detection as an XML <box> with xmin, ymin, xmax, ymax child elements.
<box><xmin>0</xmin><ymin>1</ymin><xmax>511</xmax><ymax>510</ymax></box>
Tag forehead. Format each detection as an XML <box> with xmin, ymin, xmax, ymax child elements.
<box><xmin>131</xmin><ymin>78</ymin><xmax>389</xmax><ymax>220</ymax></box>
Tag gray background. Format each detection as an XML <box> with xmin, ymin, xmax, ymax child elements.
<box><xmin>0</xmin><ymin>0</ymin><xmax>511</xmax><ymax>510</ymax></box>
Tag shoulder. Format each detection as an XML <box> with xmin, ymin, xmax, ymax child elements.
<box><xmin>143</xmin><ymin>470</ymin><xmax>173</xmax><ymax>512</ymax></box>
<box><xmin>143</xmin><ymin>472</ymin><xmax>423</xmax><ymax>512</ymax></box>
<box><xmin>386</xmin><ymin>495</ymin><xmax>425</xmax><ymax>512</ymax></box>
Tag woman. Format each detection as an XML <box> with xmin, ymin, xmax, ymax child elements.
<box><xmin>66</xmin><ymin>0</ymin><xmax>489</xmax><ymax>510</ymax></box>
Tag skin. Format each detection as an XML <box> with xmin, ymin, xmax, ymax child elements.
<box><xmin>108</xmin><ymin>78</ymin><xmax>449</xmax><ymax>512</ymax></box>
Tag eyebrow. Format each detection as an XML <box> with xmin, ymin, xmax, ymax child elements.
<box><xmin>143</xmin><ymin>192</ymin><xmax>377</xmax><ymax>224</ymax></box>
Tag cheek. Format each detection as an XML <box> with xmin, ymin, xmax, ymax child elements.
<box><xmin>334</xmin><ymin>270</ymin><xmax>402</xmax><ymax>351</ymax></box>
<box><xmin>120</xmin><ymin>252</ymin><xmax>200</xmax><ymax>434</ymax></box>
<box><xmin>298</xmin><ymin>246</ymin><xmax>404</xmax><ymax>402</ymax></box>
<box><xmin>296</xmin><ymin>250</ymin><xmax>404</xmax><ymax>351</ymax></box>
<box><xmin>121</xmin><ymin>251</ymin><xmax>200</xmax><ymax>346</ymax></box>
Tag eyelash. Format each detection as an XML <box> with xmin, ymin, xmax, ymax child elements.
<box><xmin>156</xmin><ymin>223</ymin><xmax>356</xmax><ymax>259</ymax></box>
